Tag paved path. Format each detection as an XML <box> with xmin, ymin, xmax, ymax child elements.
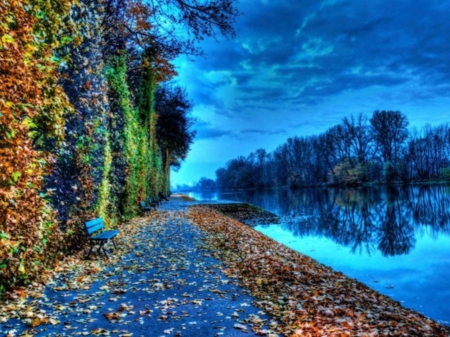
<box><xmin>0</xmin><ymin>198</ymin><xmax>275</xmax><ymax>337</ymax></box>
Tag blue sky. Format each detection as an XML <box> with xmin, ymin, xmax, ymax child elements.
<box><xmin>171</xmin><ymin>0</ymin><xmax>450</xmax><ymax>187</ymax></box>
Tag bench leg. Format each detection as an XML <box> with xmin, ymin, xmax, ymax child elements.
<box><xmin>87</xmin><ymin>240</ymin><xmax>109</xmax><ymax>259</ymax></box>
<box><xmin>98</xmin><ymin>241</ymin><xmax>108</xmax><ymax>258</ymax></box>
<box><xmin>111</xmin><ymin>238</ymin><xmax>117</xmax><ymax>250</ymax></box>
<box><xmin>87</xmin><ymin>243</ymin><xmax>95</xmax><ymax>259</ymax></box>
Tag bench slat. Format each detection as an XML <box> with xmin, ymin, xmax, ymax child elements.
<box><xmin>86</xmin><ymin>218</ymin><xmax>104</xmax><ymax>227</ymax></box>
<box><xmin>86</xmin><ymin>218</ymin><xmax>105</xmax><ymax>234</ymax></box>
<box><xmin>86</xmin><ymin>223</ymin><xmax>104</xmax><ymax>235</ymax></box>
<box><xmin>91</xmin><ymin>230</ymin><xmax>120</xmax><ymax>240</ymax></box>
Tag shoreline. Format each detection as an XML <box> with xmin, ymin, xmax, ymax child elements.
<box><xmin>187</xmin><ymin>180</ymin><xmax>450</xmax><ymax>193</ymax></box>
<box><xmin>1</xmin><ymin>196</ymin><xmax>449</xmax><ymax>336</ymax></box>
<box><xmin>187</xmin><ymin>203</ymin><xmax>450</xmax><ymax>336</ymax></box>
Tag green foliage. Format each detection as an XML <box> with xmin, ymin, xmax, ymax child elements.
<box><xmin>106</xmin><ymin>54</ymin><xmax>144</xmax><ymax>218</ymax></box>
<box><xmin>140</xmin><ymin>49</ymin><xmax>164</xmax><ymax>200</ymax></box>
<box><xmin>1</xmin><ymin>0</ymin><xmax>200</xmax><ymax>293</ymax></box>
<box><xmin>105</xmin><ymin>51</ymin><xmax>167</xmax><ymax>219</ymax></box>
<box><xmin>332</xmin><ymin>161</ymin><xmax>368</xmax><ymax>186</ymax></box>
<box><xmin>96</xmin><ymin>131</ymin><xmax>112</xmax><ymax>222</ymax></box>
<box><xmin>441</xmin><ymin>167</ymin><xmax>450</xmax><ymax>181</ymax></box>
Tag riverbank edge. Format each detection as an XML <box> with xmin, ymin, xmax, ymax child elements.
<box><xmin>198</xmin><ymin>203</ymin><xmax>280</xmax><ymax>226</ymax></box>
<box><xmin>208</xmin><ymin>179</ymin><xmax>450</xmax><ymax>192</ymax></box>
<box><xmin>0</xmin><ymin>196</ymin><xmax>449</xmax><ymax>336</ymax></box>
<box><xmin>187</xmin><ymin>203</ymin><xmax>450</xmax><ymax>336</ymax></box>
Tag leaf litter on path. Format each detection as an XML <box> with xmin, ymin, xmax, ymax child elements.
<box><xmin>0</xmin><ymin>207</ymin><xmax>277</xmax><ymax>336</ymax></box>
<box><xmin>187</xmin><ymin>205</ymin><xmax>450</xmax><ymax>337</ymax></box>
<box><xmin>3</xmin><ymin>196</ymin><xmax>449</xmax><ymax>337</ymax></box>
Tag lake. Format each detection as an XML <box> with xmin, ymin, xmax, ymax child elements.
<box><xmin>188</xmin><ymin>186</ymin><xmax>450</xmax><ymax>325</ymax></box>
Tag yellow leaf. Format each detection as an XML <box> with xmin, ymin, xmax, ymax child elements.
<box><xmin>92</xmin><ymin>328</ymin><xmax>110</xmax><ymax>335</ymax></box>
<box><xmin>31</xmin><ymin>318</ymin><xmax>42</xmax><ymax>327</ymax></box>
<box><xmin>1</xmin><ymin>34</ymin><xmax>14</xmax><ymax>44</ymax></box>
<box><xmin>18</xmin><ymin>262</ymin><xmax>25</xmax><ymax>274</ymax></box>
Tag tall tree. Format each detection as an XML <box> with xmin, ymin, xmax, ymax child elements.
<box><xmin>370</xmin><ymin>110</ymin><xmax>408</xmax><ymax>164</ymax></box>
<box><xmin>370</xmin><ymin>110</ymin><xmax>408</xmax><ymax>183</ymax></box>
<box><xmin>102</xmin><ymin>0</ymin><xmax>239</xmax><ymax>57</ymax></box>
<box><xmin>195</xmin><ymin>177</ymin><xmax>217</xmax><ymax>191</ymax></box>
<box><xmin>155</xmin><ymin>85</ymin><xmax>196</xmax><ymax>191</ymax></box>
<box><xmin>342</xmin><ymin>114</ymin><xmax>374</xmax><ymax>164</ymax></box>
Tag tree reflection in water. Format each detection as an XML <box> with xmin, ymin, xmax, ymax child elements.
<box><xmin>218</xmin><ymin>186</ymin><xmax>450</xmax><ymax>257</ymax></box>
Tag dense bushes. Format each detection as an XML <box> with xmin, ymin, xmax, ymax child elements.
<box><xmin>106</xmin><ymin>53</ymin><xmax>144</xmax><ymax>219</ymax></box>
<box><xmin>0</xmin><ymin>0</ymin><xmax>156</xmax><ymax>289</ymax></box>
<box><xmin>1</xmin><ymin>0</ymin><xmax>236</xmax><ymax>291</ymax></box>
<box><xmin>0</xmin><ymin>0</ymin><xmax>74</xmax><ymax>293</ymax></box>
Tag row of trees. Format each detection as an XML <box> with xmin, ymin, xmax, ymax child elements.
<box><xmin>0</xmin><ymin>0</ymin><xmax>237</xmax><ymax>290</ymax></box>
<box><xmin>215</xmin><ymin>111</ymin><xmax>450</xmax><ymax>190</ymax></box>
<box><xmin>220</xmin><ymin>186</ymin><xmax>450</xmax><ymax>256</ymax></box>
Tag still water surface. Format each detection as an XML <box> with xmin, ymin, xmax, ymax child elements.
<box><xmin>189</xmin><ymin>186</ymin><xmax>450</xmax><ymax>325</ymax></box>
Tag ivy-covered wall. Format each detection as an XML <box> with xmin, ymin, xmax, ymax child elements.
<box><xmin>47</xmin><ymin>0</ymin><xmax>110</xmax><ymax>233</ymax></box>
<box><xmin>0</xmin><ymin>0</ymin><xmax>170</xmax><ymax>292</ymax></box>
<box><xmin>0</xmin><ymin>0</ymin><xmax>74</xmax><ymax>293</ymax></box>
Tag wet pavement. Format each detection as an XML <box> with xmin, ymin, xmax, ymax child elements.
<box><xmin>0</xmin><ymin>197</ymin><xmax>275</xmax><ymax>337</ymax></box>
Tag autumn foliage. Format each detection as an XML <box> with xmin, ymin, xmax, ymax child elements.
<box><xmin>0</xmin><ymin>0</ymin><xmax>73</xmax><ymax>290</ymax></box>
<box><xmin>0</xmin><ymin>0</ymin><xmax>236</xmax><ymax>292</ymax></box>
<box><xmin>188</xmin><ymin>206</ymin><xmax>450</xmax><ymax>336</ymax></box>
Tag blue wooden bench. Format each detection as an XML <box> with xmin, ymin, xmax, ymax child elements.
<box><xmin>150</xmin><ymin>196</ymin><xmax>161</xmax><ymax>206</ymax></box>
<box><xmin>140</xmin><ymin>200</ymin><xmax>157</xmax><ymax>215</ymax></box>
<box><xmin>158</xmin><ymin>192</ymin><xmax>170</xmax><ymax>202</ymax></box>
<box><xmin>85</xmin><ymin>218</ymin><xmax>120</xmax><ymax>258</ymax></box>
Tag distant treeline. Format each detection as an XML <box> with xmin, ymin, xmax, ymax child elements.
<box><xmin>213</xmin><ymin>110</ymin><xmax>450</xmax><ymax>190</ymax></box>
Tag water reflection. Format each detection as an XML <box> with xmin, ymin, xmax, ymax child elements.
<box><xmin>215</xmin><ymin>186</ymin><xmax>450</xmax><ymax>257</ymax></box>
<box><xmin>191</xmin><ymin>187</ymin><xmax>450</xmax><ymax>323</ymax></box>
